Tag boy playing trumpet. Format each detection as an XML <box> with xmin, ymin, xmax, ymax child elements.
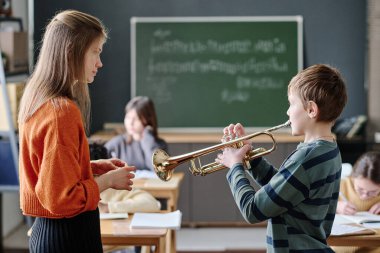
<box><xmin>216</xmin><ymin>64</ymin><xmax>347</xmax><ymax>252</ymax></box>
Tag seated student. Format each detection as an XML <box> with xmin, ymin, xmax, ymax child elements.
<box><xmin>105</xmin><ymin>96</ymin><xmax>168</xmax><ymax>174</ymax></box>
<box><xmin>334</xmin><ymin>151</ymin><xmax>380</xmax><ymax>253</ymax></box>
<box><xmin>338</xmin><ymin>151</ymin><xmax>380</xmax><ymax>215</ymax></box>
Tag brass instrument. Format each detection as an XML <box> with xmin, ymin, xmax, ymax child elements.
<box><xmin>153</xmin><ymin>121</ymin><xmax>291</xmax><ymax>181</ymax></box>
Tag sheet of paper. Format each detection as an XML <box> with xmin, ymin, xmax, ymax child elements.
<box><xmin>100</xmin><ymin>213</ymin><xmax>129</xmax><ymax>220</ymax></box>
<box><xmin>330</xmin><ymin>223</ymin><xmax>374</xmax><ymax>236</ymax></box>
<box><xmin>134</xmin><ymin>170</ymin><xmax>158</xmax><ymax>179</ymax></box>
<box><xmin>130</xmin><ymin>210</ymin><xmax>182</xmax><ymax>230</ymax></box>
<box><xmin>362</xmin><ymin>222</ymin><xmax>380</xmax><ymax>229</ymax></box>
<box><xmin>334</xmin><ymin>214</ymin><xmax>353</xmax><ymax>225</ymax></box>
<box><xmin>341</xmin><ymin>211</ymin><xmax>380</xmax><ymax>224</ymax></box>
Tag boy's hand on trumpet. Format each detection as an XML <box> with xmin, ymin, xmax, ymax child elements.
<box><xmin>221</xmin><ymin>123</ymin><xmax>250</xmax><ymax>145</ymax></box>
<box><xmin>216</xmin><ymin>143</ymin><xmax>251</xmax><ymax>169</ymax></box>
<box><xmin>217</xmin><ymin>123</ymin><xmax>251</xmax><ymax>168</ymax></box>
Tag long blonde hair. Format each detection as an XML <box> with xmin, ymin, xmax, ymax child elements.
<box><xmin>18</xmin><ymin>10</ymin><xmax>108</xmax><ymax>132</ymax></box>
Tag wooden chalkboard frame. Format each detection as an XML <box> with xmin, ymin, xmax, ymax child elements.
<box><xmin>131</xmin><ymin>16</ymin><xmax>303</xmax><ymax>133</ymax></box>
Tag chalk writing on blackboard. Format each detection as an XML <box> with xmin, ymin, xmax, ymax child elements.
<box><xmin>132</xmin><ymin>16</ymin><xmax>303</xmax><ymax>128</ymax></box>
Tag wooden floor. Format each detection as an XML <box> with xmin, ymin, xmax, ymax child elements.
<box><xmin>3</xmin><ymin>250</ymin><xmax>29</xmax><ymax>253</ymax></box>
<box><xmin>2</xmin><ymin>250</ymin><xmax>265</xmax><ymax>253</ymax></box>
<box><xmin>2</xmin><ymin>223</ymin><xmax>267</xmax><ymax>253</ymax></box>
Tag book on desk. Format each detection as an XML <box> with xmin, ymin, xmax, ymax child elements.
<box><xmin>340</xmin><ymin>211</ymin><xmax>380</xmax><ymax>224</ymax></box>
<box><xmin>130</xmin><ymin>210</ymin><xmax>182</xmax><ymax>230</ymax></box>
<box><xmin>330</xmin><ymin>213</ymin><xmax>380</xmax><ymax>237</ymax></box>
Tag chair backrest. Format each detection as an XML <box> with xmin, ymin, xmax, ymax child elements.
<box><xmin>341</xmin><ymin>163</ymin><xmax>353</xmax><ymax>179</ymax></box>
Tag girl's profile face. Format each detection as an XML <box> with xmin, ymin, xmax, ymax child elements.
<box><xmin>353</xmin><ymin>177</ymin><xmax>380</xmax><ymax>200</ymax></box>
<box><xmin>84</xmin><ymin>37</ymin><xmax>104</xmax><ymax>83</ymax></box>
<box><xmin>124</xmin><ymin>109</ymin><xmax>145</xmax><ymax>140</ymax></box>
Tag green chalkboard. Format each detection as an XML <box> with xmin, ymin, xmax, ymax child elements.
<box><xmin>131</xmin><ymin>16</ymin><xmax>303</xmax><ymax>130</ymax></box>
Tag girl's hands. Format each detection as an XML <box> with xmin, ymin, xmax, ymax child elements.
<box><xmin>106</xmin><ymin>165</ymin><xmax>135</xmax><ymax>190</ymax></box>
<box><xmin>91</xmin><ymin>158</ymin><xmax>127</xmax><ymax>175</ymax></box>
<box><xmin>336</xmin><ymin>200</ymin><xmax>357</xmax><ymax>215</ymax></box>
<box><xmin>94</xmin><ymin>161</ymin><xmax>136</xmax><ymax>192</ymax></box>
<box><xmin>369</xmin><ymin>202</ymin><xmax>380</xmax><ymax>214</ymax></box>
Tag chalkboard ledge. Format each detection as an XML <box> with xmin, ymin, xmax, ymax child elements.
<box><xmin>159</xmin><ymin>132</ymin><xmax>303</xmax><ymax>143</ymax></box>
<box><xmin>91</xmin><ymin>123</ymin><xmax>304</xmax><ymax>144</ymax></box>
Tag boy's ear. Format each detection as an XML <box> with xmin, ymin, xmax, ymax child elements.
<box><xmin>307</xmin><ymin>101</ymin><xmax>319</xmax><ymax>119</ymax></box>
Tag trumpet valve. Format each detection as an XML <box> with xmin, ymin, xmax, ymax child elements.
<box><xmin>189</xmin><ymin>159</ymin><xmax>201</xmax><ymax>175</ymax></box>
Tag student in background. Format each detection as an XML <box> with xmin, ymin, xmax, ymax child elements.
<box><xmin>105</xmin><ymin>96</ymin><xmax>168</xmax><ymax>174</ymax></box>
<box><xmin>337</xmin><ymin>151</ymin><xmax>380</xmax><ymax>215</ymax></box>
<box><xmin>18</xmin><ymin>10</ymin><xmax>135</xmax><ymax>253</ymax></box>
<box><xmin>216</xmin><ymin>64</ymin><xmax>347</xmax><ymax>252</ymax></box>
<box><xmin>334</xmin><ymin>151</ymin><xmax>380</xmax><ymax>253</ymax></box>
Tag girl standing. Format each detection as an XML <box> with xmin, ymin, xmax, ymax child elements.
<box><xmin>18</xmin><ymin>10</ymin><xmax>135</xmax><ymax>253</ymax></box>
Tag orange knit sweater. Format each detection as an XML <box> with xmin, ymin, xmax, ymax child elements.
<box><xmin>19</xmin><ymin>98</ymin><xmax>100</xmax><ymax>218</ymax></box>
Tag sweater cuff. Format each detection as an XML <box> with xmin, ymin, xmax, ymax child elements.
<box><xmin>83</xmin><ymin>179</ymin><xmax>100</xmax><ymax>211</ymax></box>
<box><xmin>226</xmin><ymin>163</ymin><xmax>244</xmax><ymax>182</ymax></box>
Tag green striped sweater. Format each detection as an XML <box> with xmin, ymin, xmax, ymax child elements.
<box><xmin>226</xmin><ymin>140</ymin><xmax>341</xmax><ymax>253</ymax></box>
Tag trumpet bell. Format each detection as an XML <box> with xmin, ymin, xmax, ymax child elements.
<box><xmin>153</xmin><ymin>149</ymin><xmax>173</xmax><ymax>181</ymax></box>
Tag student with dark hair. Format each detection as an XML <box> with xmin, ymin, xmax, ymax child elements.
<box><xmin>105</xmin><ymin>96</ymin><xmax>168</xmax><ymax>173</ymax></box>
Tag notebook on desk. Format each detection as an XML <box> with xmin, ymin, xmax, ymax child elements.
<box><xmin>330</xmin><ymin>223</ymin><xmax>376</xmax><ymax>236</ymax></box>
<box><xmin>330</xmin><ymin>214</ymin><xmax>377</xmax><ymax>236</ymax></box>
<box><xmin>100</xmin><ymin>213</ymin><xmax>129</xmax><ymax>220</ymax></box>
<box><xmin>340</xmin><ymin>211</ymin><xmax>380</xmax><ymax>224</ymax></box>
<box><xmin>130</xmin><ymin>210</ymin><xmax>182</xmax><ymax>230</ymax></box>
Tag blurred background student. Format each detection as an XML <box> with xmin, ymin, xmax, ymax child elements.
<box><xmin>337</xmin><ymin>151</ymin><xmax>380</xmax><ymax>215</ymax></box>
<box><xmin>334</xmin><ymin>151</ymin><xmax>380</xmax><ymax>253</ymax></box>
<box><xmin>105</xmin><ymin>96</ymin><xmax>168</xmax><ymax>176</ymax></box>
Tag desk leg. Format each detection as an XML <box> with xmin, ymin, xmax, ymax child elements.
<box><xmin>171</xmin><ymin>230</ymin><xmax>176</xmax><ymax>253</ymax></box>
<box><xmin>0</xmin><ymin>193</ymin><xmax>3</xmax><ymax>253</ymax></box>
<box><xmin>165</xmin><ymin>229</ymin><xmax>177</xmax><ymax>253</ymax></box>
<box><xmin>141</xmin><ymin>246</ymin><xmax>150</xmax><ymax>253</ymax></box>
<box><xmin>159</xmin><ymin>234</ymin><xmax>166</xmax><ymax>253</ymax></box>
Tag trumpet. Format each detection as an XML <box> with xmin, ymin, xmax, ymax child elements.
<box><xmin>153</xmin><ymin>121</ymin><xmax>291</xmax><ymax>181</ymax></box>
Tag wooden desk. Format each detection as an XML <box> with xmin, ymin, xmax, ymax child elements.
<box><xmin>101</xmin><ymin>217</ymin><xmax>167</xmax><ymax>253</ymax></box>
<box><xmin>328</xmin><ymin>229</ymin><xmax>380</xmax><ymax>247</ymax></box>
<box><xmin>133</xmin><ymin>173</ymin><xmax>184</xmax><ymax>253</ymax></box>
<box><xmin>133</xmin><ymin>173</ymin><xmax>184</xmax><ymax>212</ymax></box>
